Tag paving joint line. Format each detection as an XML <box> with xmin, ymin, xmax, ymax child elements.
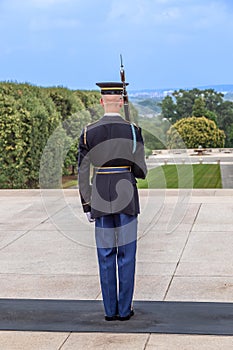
<box><xmin>0</xmin><ymin>225</ymin><xmax>41</xmax><ymax>253</ymax></box>
<box><xmin>95</xmin><ymin>290</ymin><xmax>102</xmax><ymax>300</ymax></box>
<box><xmin>58</xmin><ymin>332</ymin><xmax>72</xmax><ymax>350</ymax></box>
<box><xmin>0</xmin><ymin>204</ymin><xmax>69</xmax><ymax>253</ymax></box>
<box><xmin>163</xmin><ymin>203</ymin><xmax>202</xmax><ymax>301</ymax></box>
<box><xmin>137</xmin><ymin>203</ymin><xmax>166</xmax><ymax>243</ymax></box>
<box><xmin>0</xmin><ymin>272</ymin><xmax>99</xmax><ymax>276</ymax></box>
<box><xmin>143</xmin><ymin>333</ymin><xmax>151</xmax><ymax>350</ymax></box>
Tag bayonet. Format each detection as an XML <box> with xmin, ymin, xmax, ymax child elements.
<box><xmin>120</xmin><ymin>54</ymin><xmax>130</xmax><ymax>122</ymax></box>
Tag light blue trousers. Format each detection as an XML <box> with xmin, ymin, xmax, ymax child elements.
<box><xmin>95</xmin><ymin>214</ymin><xmax>137</xmax><ymax>318</ymax></box>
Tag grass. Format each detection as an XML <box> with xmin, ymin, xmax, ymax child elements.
<box><xmin>62</xmin><ymin>180</ymin><xmax>78</xmax><ymax>188</ymax></box>
<box><xmin>62</xmin><ymin>175</ymin><xmax>77</xmax><ymax>189</ymax></box>
<box><xmin>137</xmin><ymin>164</ymin><xmax>222</xmax><ymax>189</ymax></box>
<box><xmin>62</xmin><ymin>164</ymin><xmax>222</xmax><ymax>189</ymax></box>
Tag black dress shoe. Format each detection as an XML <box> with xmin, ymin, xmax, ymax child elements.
<box><xmin>118</xmin><ymin>310</ymin><xmax>134</xmax><ymax>321</ymax></box>
<box><xmin>105</xmin><ymin>315</ymin><xmax>118</xmax><ymax>321</ymax></box>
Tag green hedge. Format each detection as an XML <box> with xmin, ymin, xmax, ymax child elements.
<box><xmin>0</xmin><ymin>82</ymin><xmax>100</xmax><ymax>188</ymax></box>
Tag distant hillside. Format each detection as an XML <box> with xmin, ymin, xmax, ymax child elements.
<box><xmin>131</xmin><ymin>84</ymin><xmax>233</xmax><ymax>117</ymax></box>
<box><xmin>133</xmin><ymin>99</ymin><xmax>161</xmax><ymax>116</ymax></box>
<box><xmin>129</xmin><ymin>84</ymin><xmax>233</xmax><ymax>101</ymax></box>
<box><xmin>194</xmin><ymin>84</ymin><xmax>233</xmax><ymax>92</ymax></box>
<box><xmin>223</xmin><ymin>92</ymin><xmax>233</xmax><ymax>101</ymax></box>
<box><xmin>130</xmin><ymin>84</ymin><xmax>233</xmax><ymax>115</ymax></box>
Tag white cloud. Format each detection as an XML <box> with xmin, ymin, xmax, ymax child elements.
<box><xmin>107</xmin><ymin>0</ymin><xmax>145</xmax><ymax>24</ymax></box>
<box><xmin>0</xmin><ymin>0</ymin><xmax>75</xmax><ymax>12</ymax></box>
<box><xmin>32</xmin><ymin>0</ymin><xmax>68</xmax><ymax>5</ymax></box>
<box><xmin>107</xmin><ymin>0</ymin><xmax>232</xmax><ymax>27</ymax></box>
<box><xmin>106</xmin><ymin>0</ymin><xmax>191</xmax><ymax>30</ymax></box>
<box><xmin>29</xmin><ymin>0</ymin><xmax>76</xmax><ymax>9</ymax></box>
<box><xmin>0</xmin><ymin>0</ymin><xmax>80</xmax><ymax>33</ymax></box>
<box><xmin>105</xmin><ymin>0</ymin><xmax>233</xmax><ymax>45</ymax></box>
<box><xmin>30</xmin><ymin>17</ymin><xmax>80</xmax><ymax>31</ymax></box>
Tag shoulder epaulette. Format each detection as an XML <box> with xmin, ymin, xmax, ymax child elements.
<box><xmin>132</xmin><ymin>122</ymin><xmax>140</xmax><ymax>130</ymax></box>
<box><xmin>124</xmin><ymin>119</ymin><xmax>139</xmax><ymax>130</ymax></box>
<box><xmin>124</xmin><ymin>119</ymin><xmax>139</xmax><ymax>129</ymax></box>
<box><xmin>87</xmin><ymin>120</ymin><xmax>99</xmax><ymax>127</ymax></box>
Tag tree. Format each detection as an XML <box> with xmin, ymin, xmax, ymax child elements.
<box><xmin>74</xmin><ymin>90</ymin><xmax>100</xmax><ymax>109</ymax></box>
<box><xmin>162</xmin><ymin>88</ymin><xmax>225</xmax><ymax>121</ymax></box>
<box><xmin>139</xmin><ymin>115</ymin><xmax>169</xmax><ymax>151</ymax></box>
<box><xmin>203</xmin><ymin>89</ymin><xmax>224</xmax><ymax>111</ymax></box>
<box><xmin>192</xmin><ymin>97</ymin><xmax>207</xmax><ymax>117</ymax></box>
<box><xmin>228</xmin><ymin>124</ymin><xmax>233</xmax><ymax>147</ymax></box>
<box><xmin>217</xmin><ymin>100</ymin><xmax>233</xmax><ymax>147</ymax></box>
<box><xmin>167</xmin><ymin>116</ymin><xmax>225</xmax><ymax>149</ymax></box>
<box><xmin>0</xmin><ymin>82</ymin><xmax>98</xmax><ymax>188</ymax></box>
<box><xmin>160</xmin><ymin>88</ymin><xmax>233</xmax><ymax>146</ymax></box>
<box><xmin>47</xmin><ymin>87</ymin><xmax>85</xmax><ymax>120</ymax></box>
<box><xmin>40</xmin><ymin>125</ymin><xmax>68</xmax><ymax>188</ymax></box>
<box><xmin>176</xmin><ymin>94</ymin><xmax>194</xmax><ymax>120</ymax></box>
<box><xmin>63</xmin><ymin>110</ymin><xmax>92</xmax><ymax>175</ymax></box>
<box><xmin>160</xmin><ymin>95</ymin><xmax>176</xmax><ymax>123</ymax></box>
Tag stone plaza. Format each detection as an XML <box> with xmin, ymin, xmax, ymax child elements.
<box><xmin>0</xmin><ymin>186</ymin><xmax>233</xmax><ymax>349</ymax></box>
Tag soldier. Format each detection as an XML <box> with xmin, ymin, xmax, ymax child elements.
<box><xmin>78</xmin><ymin>81</ymin><xmax>147</xmax><ymax>321</ymax></box>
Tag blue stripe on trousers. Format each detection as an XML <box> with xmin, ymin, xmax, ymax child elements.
<box><xmin>95</xmin><ymin>213</ymin><xmax>137</xmax><ymax>317</ymax></box>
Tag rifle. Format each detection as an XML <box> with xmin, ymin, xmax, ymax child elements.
<box><xmin>120</xmin><ymin>54</ymin><xmax>130</xmax><ymax>122</ymax></box>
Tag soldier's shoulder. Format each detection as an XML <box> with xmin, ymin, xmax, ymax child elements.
<box><xmin>131</xmin><ymin>122</ymin><xmax>140</xmax><ymax>131</ymax></box>
<box><xmin>83</xmin><ymin>119</ymin><xmax>102</xmax><ymax>133</ymax></box>
<box><xmin>133</xmin><ymin>122</ymin><xmax>140</xmax><ymax>130</ymax></box>
<box><xmin>123</xmin><ymin>119</ymin><xmax>140</xmax><ymax>130</ymax></box>
<box><xmin>86</xmin><ymin>119</ymin><xmax>100</xmax><ymax>128</ymax></box>
<box><xmin>82</xmin><ymin>119</ymin><xmax>101</xmax><ymax>145</ymax></box>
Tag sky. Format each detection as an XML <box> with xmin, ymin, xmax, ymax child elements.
<box><xmin>0</xmin><ymin>0</ymin><xmax>233</xmax><ymax>91</ymax></box>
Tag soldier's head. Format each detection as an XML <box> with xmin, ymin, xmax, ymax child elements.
<box><xmin>96</xmin><ymin>82</ymin><xmax>126</xmax><ymax>113</ymax></box>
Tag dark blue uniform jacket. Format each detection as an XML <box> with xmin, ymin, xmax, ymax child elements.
<box><xmin>78</xmin><ymin>114</ymin><xmax>147</xmax><ymax>218</ymax></box>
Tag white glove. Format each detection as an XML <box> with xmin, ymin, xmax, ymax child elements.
<box><xmin>86</xmin><ymin>212</ymin><xmax>95</xmax><ymax>223</ymax></box>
